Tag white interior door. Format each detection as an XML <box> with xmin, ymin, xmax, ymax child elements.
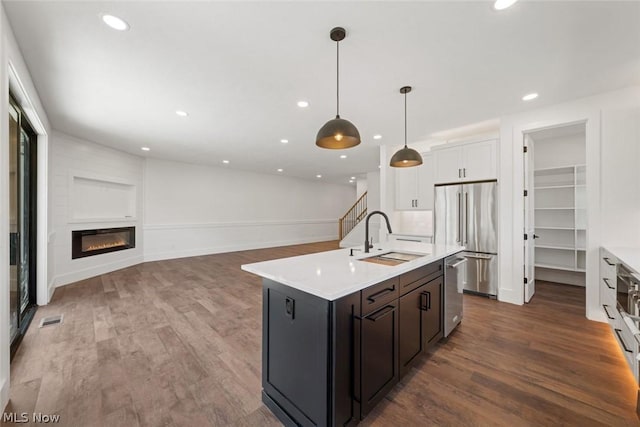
<box><xmin>523</xmin><ymin>134</ymin><xmax>536</xmax><ymax>302</ymax></box>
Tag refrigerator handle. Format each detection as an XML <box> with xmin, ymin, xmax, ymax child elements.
<box><xmin>456</xmin><ymin>192</ymin><xmax>461</xmax><ymax>243</ymax></box>
<box><xmin>464</xmin><ymin>192</ymin><xmax>469</xmax><ymax>244</ymax></box>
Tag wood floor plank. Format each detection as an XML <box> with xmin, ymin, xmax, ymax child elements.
<box><xmin>4</xmin><ymin>242</ymin><xmax>639</xmax><ymax>426</ymax></box>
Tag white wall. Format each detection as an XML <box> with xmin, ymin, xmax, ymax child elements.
<box><xmin>600</xmin><ymin>107</ymin><xmax>640</xmax><ymax>247</ymax></box>
<box><xmin>143</xmin><ymin>158</ymin><xmax>355</xmax><ymax>261</ymax></box>
<box><xmin>532</xmin><ymin>132</ymin><xmax>586</xmax><ymax>170</ymax></box>
<box><xmin>0</xmin><ymin>3</ymin><xmax>52</xmax><ymax>410</ymax></box>
<box><xmin>49</xmin><ymin>131</ymin><xmax>144</xmax><ymax>287</ymax></box>
<box><xmin>499</xmin><ymin>86</ymin><xmax>640</xmax><ymax>321</ymax></box>
<box><xmin>356</xmin><ymin>178</ymin><xmax>367</xmax><ymax>198</ymax></box>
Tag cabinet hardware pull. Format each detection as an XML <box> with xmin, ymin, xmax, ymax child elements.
<box><xmin>602</xmin><ymin>304</ymin><xmax>615</xmax><ymax>320</ymax></box>
<box><xmin>464</xmin><ymin>253</ymin><xmax>492</xmax><ymax>260</ymax></box>
<box><xmin>420</xmin><ymin>291</ymin><xmax>432</xmax><ymax>311</ymax></box>
<box><xmin>463</xmin><ymin>168</ymin><xmax>466</xmax><ymax>177</ymax></box>
<box><xmin>603</xmin><ymin>278</ymin><xmax>614</xmax><ymax>289</ymax></box>
<box><xmin>367</xmin><ymin>305</ymin><xmax>395</xmax><ymax>321</ymax></box>
<box><xmin>604</xmin><ymin>257</ymin><xmax>615</xmax><ymax>266</ymax></box>
<box><xmin>464</xmin><ymin>192</ymin><xmax>469</xmax><ymax>244</ymax></box>
<box><xmin>614</xmin><ymin>328</ymin><xmax>633</xmax><ymax>353</ymax></box>
<box><xmin>458</xmin><ymin>169</ymin><xmax>461</xmax><ymax>178</ymax></box>
<box><xmin>456</xmin><ymin>192</ymin><xmax>461</xmax><ymax>243</ymax></box>
<box><xmin>366</xmin><ymin>286</ymin><xmax>396</xmax><ymax>303</ymax></box>
<box><xmin>448</xmin><ymin>259</ymin><xmax>468</xmax><ymax>269</ymax></box>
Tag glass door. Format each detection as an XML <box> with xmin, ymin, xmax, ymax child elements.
<box><xmin>9</xmin><ymin>95</ymin><xmax>37</xmax><ymax>355</ymax></box>
<box><xmin>9</xmin><ymin>100</ymin><xmax>19</xmax><ymax>341</ymax></box>
<box><xmin>18</xmin><ymin>125</ymin><xmax>31</xmax><ymax>315</ymax></box>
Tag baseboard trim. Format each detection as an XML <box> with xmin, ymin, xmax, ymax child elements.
<box><xmin>143</xmin><ymin>235</ymin><xmax>337</xmax><ymax>262</ymax></box>
<box><xmin>0</xmin><ymin>377</ymin><xmax>8</xmax><ymax>413</ymax></box>
<box><xmin>47</xmin><ymin>280</ymin><xmax>56</xmax><ymax>303</ymax></box>
<box><xmin>54</xmin><ymin>255</ymin><xmax>144</xmax><ymax>287</ymax></box>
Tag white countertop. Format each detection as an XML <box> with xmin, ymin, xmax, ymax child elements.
<box><xmin>241</xmin><ymin>241</ymin><xmax>464</xmax><ymax>301</ymax></box>
<box><xmin>606</xmin><ymin>246</ymin><xmax>640</xmax><ymax>273</ymax></box>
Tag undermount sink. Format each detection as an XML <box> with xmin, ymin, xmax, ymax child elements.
<box><xmin>359</xmin><ymin>251</ymin><xmax>426</xmax><ymax>266</ymax></box>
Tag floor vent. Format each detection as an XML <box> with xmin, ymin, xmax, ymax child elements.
<box><xmin>39</xmin><ymin>315</ymin><xmax>63</xmax><ymax>328</ymax></box>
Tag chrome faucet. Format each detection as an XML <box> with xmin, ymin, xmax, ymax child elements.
<box><xmin>364</xmin><ymin>210</ymin><xmax>393</xmax><ymax>253</ymax></box>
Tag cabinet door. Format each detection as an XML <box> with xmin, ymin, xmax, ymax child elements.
<box><xmin>263</xmin><ymin>284</ymin><xmax>329</xmax><ymax>426</ymax></box>
<box><xmin>416</xmin><ymin>154</ymin><xmax>434</xmax><ymax>210</ymax></box>
<box><xmin>461</xmin><ymin>140</ymin><xmax>497</xmax><ymax>181</ymax></box>
<box><xmin>399</xmin><ymin>284</ymin><xmax>426</xmax><ymax>378</ymax></box>
<box><xmin>361</xmin><ymin>303</ymin><xmax>398</xmax><ymax>417</ymax></box>
<box><xmin>395</xmin><ymin>167</ymin><xmax>418</xmax><ymax>210</ymax></box>
<box><xmin>422</xmin><ymin>276</ymin><xmax>443</xmax><ymax>346</ymax></box>
<box><xmin>434</xmin><ymin>146</ymin><xmax>462</xmax><ymax>184</ymax></box>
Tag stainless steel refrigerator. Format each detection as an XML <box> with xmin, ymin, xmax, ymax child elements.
<box><xmin>435</xmin><ymin>180</ymin><xmax>498</xmax><ymax>297</ymax></box>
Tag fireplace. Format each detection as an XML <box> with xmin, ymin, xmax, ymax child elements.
<box><xmin>72</xmin><ymin>227</ymin><xmax>135</xmax><ymax>259</ymax></box>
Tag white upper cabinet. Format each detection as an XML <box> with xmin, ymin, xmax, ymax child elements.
<box><xmin>395</xmin><ymin>153</ymin><xmax>434</xmax><ymax>211</ymax></box>
<box><xmin>462</xmin><ymin>139</ymin><xmax>497</xmax><ymax>181</ymax></box>
<box><xmin>433</xmin><ymin>139</ymin><xmax>497</xmax><ymax>183</ymax></box>
<box><xmin>434</xmin><ymin>147</ymin><xmax>462</xmax><ymax>184</ymax></box>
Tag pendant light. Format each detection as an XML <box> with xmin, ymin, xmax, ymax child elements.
<box><xmin>316</xmin><ymin>27</ymin><xmax>361</xmax><ymax>149</ymax></box>
<box><xmin>390</xmin><ymin>86</ymin><xmax>423</xmax><ymax>167</ymax></box>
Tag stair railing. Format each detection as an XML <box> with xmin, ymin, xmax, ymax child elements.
<box><xmin>339</xmin><ymin>191</ymin><xmax>368</xmax><ymax>241</ymax></box>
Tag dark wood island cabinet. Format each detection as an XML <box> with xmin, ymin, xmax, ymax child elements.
<box><xmin>261</xmin><ymin>259</ymin><xmax>445</xmax><ymax>426</ymax></box>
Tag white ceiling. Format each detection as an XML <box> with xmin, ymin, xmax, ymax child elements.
<box><xmin>4</xmin><ymin>1</ymin><xmax>640</xmax><ymax>185</ymax></box>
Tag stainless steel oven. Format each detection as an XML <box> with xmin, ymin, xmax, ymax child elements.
<box><xmin>617</xmin><ymin>264</ymin><xmax>640</xmax><ymax>317</ymax></box>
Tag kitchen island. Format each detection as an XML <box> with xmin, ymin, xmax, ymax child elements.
<box><xmin>242</xmin><ymin>241</ymin><xmax>463</xmax><ymax>426</ymax></box>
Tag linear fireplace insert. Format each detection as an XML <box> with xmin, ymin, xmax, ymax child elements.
<box><xmin>72</xmin><ymin>227</ymin><xmax>135</xmax><ymax>259</ymax></box>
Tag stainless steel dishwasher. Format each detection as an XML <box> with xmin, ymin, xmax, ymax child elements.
<box><xmin>444</xmin><ymin>254</ymin><xmax>467</xmax><ymax>337</ymax></box>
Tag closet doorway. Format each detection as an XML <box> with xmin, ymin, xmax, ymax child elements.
<box><xmin>9</xmin><ymin>93</ymin><xmax>38</xmax><ymax>357</ymax></box>
<box><xmin>523</xmin><ymin>122</ymin><xmax>587</xmax><ymax>308</ymax></box>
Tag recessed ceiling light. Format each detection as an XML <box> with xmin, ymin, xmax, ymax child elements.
<box><xmin>350</xmin><ymin>176</ymin><xmax>356</xmax><ymax>180</ymax></box>
<box><xmin>280</xmin><ymin>139</ymin><xmax>289</xmax><ymax>144</ymax></box>
<box><xmin>297</xmin><ymin>101</ymin><xmax>309</xmax><ymax>108</ymax></box>
<box><xmin>522</xmin><ymin>92</ymin><xmax>539</xmax><ymax>101</ymax></box>
<box><xmin>349</xmin><ymin>180</ymin><xmax>354</xmax><ymax>183</ymax></box>
<box><xmin>494</xmin><ymin>0</ymin><xmax>518</xmax><ymax>10</ymax></box>
<box><xmin>373</xmin><ymin>134</ymin><xmax>382</xmax><ymax>140</ymax></box>
<box><xmin>277</xmin><ymin>168</ymin><xmax>283</xmax><ymax>172</ymax></box>
<box><xmin>316</xmin><ymin>174</ymin><xmax>322</xmax><ymax>178</ymax></box>
<box><xmin>340</xmin><ymin>155</ymin><xmax>347</xmax><ymax>159</ymax></box>
<box><xmin>222</xmin><ymin>160</ymin><xmax>229</xmax><ymax>164</ymax></box>
<box><xmin>141</xmin><ymin>147</ymin><xmax>150</xmax><ymax>151</ymax></box>
<box><xmin>102</xmin><ymin>14</ymin><xmax>129</xmax><ymax>31</ymax></box>
<box><xmin>175</xmin><ymin>110</ymin><xmax>188</xmax><ymax>117</ymax></box>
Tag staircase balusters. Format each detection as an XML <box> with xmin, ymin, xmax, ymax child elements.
<box><xmin>339</xmin><ymin>191</ymin><xmax>367</xmax><ymax>240</ymax></box>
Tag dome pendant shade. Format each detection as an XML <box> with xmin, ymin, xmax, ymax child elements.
<box><xmin>316</xmin><ymin>27</ymin><xmax>361</xmax><ymax>149</ymax></box>
<box><xmin>316</xmin><ymin>115</ymin><xmax>361</xmax><ymax>149</ymax></box>
<box><xmin>390</xmin><ymin>85</ymin><xmax>423</xmax><ymax>168</ymax></box>
<box><xmin>389</xmin><ymin>146</ymin><xmax>423</xmax><ymax>167</ymax></box>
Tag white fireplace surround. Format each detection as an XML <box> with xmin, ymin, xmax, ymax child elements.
<box><xmin>68</xmin><ymin>172</ymin><xmax>136</xmax><ymax>223</ymax></box>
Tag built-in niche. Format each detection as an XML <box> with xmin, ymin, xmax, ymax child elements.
<box><xmin>69</xmin><ymin>173</ymin><xmax>136</xmax><ymax>223</ymax></box>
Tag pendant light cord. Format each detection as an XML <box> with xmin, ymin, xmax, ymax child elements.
<box><xmin>336</xmin><ymin>40</ymin><xmax>340</xmax><ymax>117</ymax></box>
<box><xmin>404</xmin><ymin>91</ymin><xmax>408</xmax><ymax>148</ymax></box>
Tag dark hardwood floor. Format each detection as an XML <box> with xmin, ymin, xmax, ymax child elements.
<box><xmin>4</xmin><ymin>242</ymin><xmax>639</xmax><ymax>426</ymax></box>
